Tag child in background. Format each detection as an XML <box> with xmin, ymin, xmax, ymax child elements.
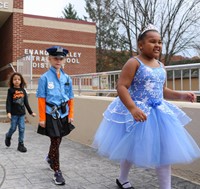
<box><xmin>36</xmin><ymin>46</ymin><xmax>74</xmax><ymax>185</ymax></box>
<box><xmin>93</xmin><ymin>24</ymin><xmax>200</xmax><ymax>189</ymax></box>
<box><xmin>5</xmin><ymin>72</ymin><xmax>36</xmax><ymax>152</ymax></box>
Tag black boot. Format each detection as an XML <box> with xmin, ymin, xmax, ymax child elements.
<box><xmin>5</xmin><ymin>135</ymin><xmax>11</xmax><ymax>147</ymax></box>
<box><xmin>17</xmin><ymin>142</ymin><xmax>27</xmax><ymax>153</ymax></box>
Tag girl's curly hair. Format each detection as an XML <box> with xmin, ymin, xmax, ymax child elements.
<box><xmin>8</xmin><ymin>72</ymin><xmax>27</xmax><ymax>88</ymax></box>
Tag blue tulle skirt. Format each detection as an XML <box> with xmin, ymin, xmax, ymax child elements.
<box><xmin>92</xmin><ymin>97</ymin><xmax>200</xmax><ymax>168</ymax></box>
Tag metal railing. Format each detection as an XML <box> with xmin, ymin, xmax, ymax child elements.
<box><xmin>70</xmin><ymin>63</ymin><xmax>200</xmax><ymax>96</ymax></box>
<box><xmin>0</xmin><ymin>63</ymin><xmax>16</xmax><ymax>73</ymax></box>
<box><xmin>17</xmin><ymin>54</ymin><xmax>33</xmax><ymax>90</ymax></box>
<box><xmin>17</xmin><ymin>62</ymin><xmax>200</xmax><ymax>96</ymax></box>
<box><xmin>71</xmin><ymin>70</ymin><xmax>120</xmax><ymax>96</ymax></box>
<box><xmin>165</xmin><ymin>63</ymin><xmax>200</xmax><ymax>92</ymax></box>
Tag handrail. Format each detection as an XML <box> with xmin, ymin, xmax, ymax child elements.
<box><xmin>70</xmin><ymin>63</ymin><xmax>200</xmax><ymax>96</ymax></box>
<box><xmin>70</xmin><ymin>70</ymin><xmax>121</xmax><ymax>77</ymax></box>
<box><xmin>165</xmin><ymin>63</ymin><xmax>200</xmax><ymax>70</ymax></box>
<box><xmin>9</xmin><ymin>63</ymin><xmax>16</xmax><ymax>72</ymax></box>
<box><xmin>0</xmin><ymin>62</ymin><xmax>16</xmax><ymax>72</ymax></box>
<box><xmin>22</xmin><ymin>62</ymin><xmax>200</xmax><ymax>95</ymax></box>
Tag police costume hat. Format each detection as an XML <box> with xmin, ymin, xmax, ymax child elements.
<box><xmin>46</xmin><ymin>46</ymin><xmax>69</xmax><ymax>57</ymax></box>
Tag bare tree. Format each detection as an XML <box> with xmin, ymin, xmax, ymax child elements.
<box><xmin>193</xmin><ymin>44</ymin><xmax>200</xmax><ymax>57</ymax></box>
<box><xmin>116</xmin><ymin>0</ymin><xmax>200</xmax><ymax>65</ymax></box>
<box><xmin>116</xmin><ymin>0</ymin><xmax>158</xmax><ymax>54</ymax></box>
<box><xmin>85</xmin><ymin>0</ymin><xmax>123</xmax><ymax>71</ymax></box>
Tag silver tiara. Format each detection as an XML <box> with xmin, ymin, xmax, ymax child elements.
<box><xmin>140</xmin><ymin>24</ymin><xmax>159</xmax><ymax>35</ymax></box>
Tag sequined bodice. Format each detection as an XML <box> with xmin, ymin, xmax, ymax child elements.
<box><xmin>129</xmin><ymin>58</ymin><xmax>166</xmax><ymax>105</ymax></box>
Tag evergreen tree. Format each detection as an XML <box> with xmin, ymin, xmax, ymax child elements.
<box><xmin>62</xmin><ymin>3</ymin><xmax>80</xmax><ymax>20</ymax></box>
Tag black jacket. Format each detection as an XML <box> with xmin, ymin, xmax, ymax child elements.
<box><xmin>6</xmin><ymin>87</ymin><xmax>33</xmax><ymax>116</ymax></box>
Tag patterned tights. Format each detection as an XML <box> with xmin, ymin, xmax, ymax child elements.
<box><xmin>48</xmin><ymin>137</ymin><xmax>62</xmax><ymax>172</ymax></box>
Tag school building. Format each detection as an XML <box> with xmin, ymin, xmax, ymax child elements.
<box><xmin>0</xmin><ymin>0</ymin><xmax>96</xmax><ymax>86</ymax></box>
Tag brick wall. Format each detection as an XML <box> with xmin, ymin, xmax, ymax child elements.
<box><xmin>12</xmin><ymin>0</ymin><xmax>24</xmax><ymax>61</ymax></box>
<box><xmin>23</xmin><ymin>15</ymin><xmax>96</xmax><ymax>76</ymax></box>
<box><xmin>13</xmin><ymin>0</ymin><xmax>23</xmax><ymax>9</ymax></box>
<box><xmin>12</xmin><ymin>12</ymin><xmax>24</xmax><ymax>62</ymax></box>
<box><xmin>0</xmin><ymin>1</ymin><xmax>96</xmax><ymax>85</ymax></box>
<box><xmin>23</xmin><ymin>26</ymin><xmax>96</xmax><ymax>46</ymax></box>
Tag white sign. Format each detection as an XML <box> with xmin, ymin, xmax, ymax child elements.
<box><xmin>0</xmin><ymin>2</ymin><xmax>8</xmax><ymax>9</ymax></box>
<box><xmin>24</xmin><ymin>49</ymin><xmax>81</xmax><ymax>69</ymax></box>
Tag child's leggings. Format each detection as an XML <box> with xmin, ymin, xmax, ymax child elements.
<box><xmin>119</xmin><ymin>160</ymin><xmax>132</xmax><ymax>182</ymax></box>
<box><xmin>48</xmin><ymin>137</ymin><xmax>62</xmax><ymax>172</ymax></box>
<box><xmin>156</xmin><ymin>165</ymin><xmax>171</xmax><ymax>189</ymax></box>
<box><xmin>119</xmin><ymin>161</ymin><xmax>171</xmax><ymax>189</ymax></box>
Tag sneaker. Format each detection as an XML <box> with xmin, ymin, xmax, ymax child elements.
<box><xmin>5</xmin><ymin>135</ymin><xmax>11</xmax><ymax>147</ymax></box>
<box><xmin>53</xmin><ymin>170</ymin><xmax>65</xmax><ymax>185</ymax></box>
<box><xmin>17</xmin><ymin>142</ymin><xmax>27</xmax><ymax>153</ymax></box>
<box><xmin>45</xmin><ymin>156</ymin><xmax>54</xmax><ymax>171</ymax></box>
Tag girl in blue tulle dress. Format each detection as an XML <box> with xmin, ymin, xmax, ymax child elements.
<box><xmin>93</xmin><ymin>24</ymin><xmax>200</xmax><ymax>189</ymax></box>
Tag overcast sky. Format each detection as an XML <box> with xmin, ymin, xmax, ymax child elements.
<box><xmin>23</xmin><ymin>0</ymin><xmax>88</xmax><ymax>18</ymax></box>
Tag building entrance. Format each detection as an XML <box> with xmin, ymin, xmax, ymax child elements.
<box><xmin>0</xmin><ymin>0</ymin><xmax>14</xmax><ymax>86</ymax></box>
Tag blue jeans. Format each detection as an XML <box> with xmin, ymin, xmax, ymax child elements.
<box><xmin>6</xmin><ymin>115</ymin><xmax>25</xmax><ymax>143</ymax></box>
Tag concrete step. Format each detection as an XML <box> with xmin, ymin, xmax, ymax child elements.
<box><xmin>0</xmin><ymin>101</ymin><xmax>5</xmax><ymax>104</ymax></box>
<box><xmin>0</xmin><ymin>92</ymin><xmax>7</xmax><ymax>98</ymax></box>
<box><xmin>0</xmin><ymin>87</ymin><xmax>8</xmax><ymax>122</ymax></box>
<box><xmin>0</xmin><ymin>115</ymin><xmax>9</xmax><ymax>123</ymax></box>
<box><xmin>0</xmin><ymin>104</ymin><xmax>6</xmax><ymax>107</ymax></box>
<box><xmin>0</xmin><ymin>109</ymin><xmax>6</xmax><ymax>115</ymax></box>
<box><xmin>0</xmin><ymin>98</ymin><xmax>6</xmax><ymax>101</ymax></box>
<box><xmin>0</xmin><ymin>91</ymin><xmax>7</xmax><ymax>95</ymax></box>
<box><xmin>0</xmin><ymin>88</ymin><xmax>8</xmax><ymax>94</ymax></box>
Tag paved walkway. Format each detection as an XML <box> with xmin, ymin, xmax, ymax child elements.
<box><xmin>0</xmin><ymin>123</ymin><xmax>200</xmax><ymax>189</ymax></box>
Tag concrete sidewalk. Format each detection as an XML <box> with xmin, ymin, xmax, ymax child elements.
<box><xmin>0</xmin><ymin>123</ymin><xmax>199</xmax><ymax>189</ymax></box>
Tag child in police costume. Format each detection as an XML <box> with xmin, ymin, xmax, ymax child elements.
<box><xmin>36</xmin><ymin>46</ymin><xmax>74</xmax><ymax>185</ymax></box>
